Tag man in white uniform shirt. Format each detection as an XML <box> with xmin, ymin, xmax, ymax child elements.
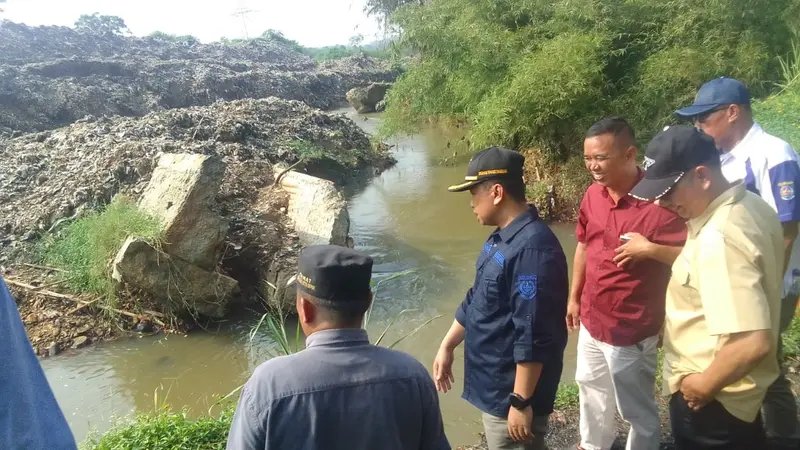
<box><xmin>675</xmin><ymin>77</ymin><xmax>800</xmax><ymax>450</ymax></box>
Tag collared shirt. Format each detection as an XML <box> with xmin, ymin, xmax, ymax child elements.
<box><xmin>0</xmin><ymin>277</ymin><xmax>77</xmax><ymax>450</ymax></box>
<box><xmin>226</xmin><ymin>328</ymin><xmax>450</xmax><ymax>450</ymax></box>
<box><xmin>720</xmin><ymin>122</ymin><xmax>800</xmax><ymax>295</ymax></box>
<box><xmin>576</xmin><ymin>176</ymin><xmax>687</xmax><ymax>346</ymax></box>
<box><xmin>455</xmin><ymin>206</ymin><xmax>568</xmax><ymax>418</ymax></box>
<box><xmin>663</xmin><ymin>182</ymin><xmax>782</xmax><ymax>422</ymax></box>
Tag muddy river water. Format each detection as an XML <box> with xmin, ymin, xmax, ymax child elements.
<box><xmin>41</xmin><ymin>109</ymin><xmax>581</xmax><ymax>446</ymax></box>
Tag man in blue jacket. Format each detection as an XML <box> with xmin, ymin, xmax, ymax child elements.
<box><xmin>0</xmin><ymin>276</ymin><xmax>77</xmax><ymax>449</ymax></box>
<box><xmin>433</xmin><ymin>147</ymin><xmax>569</xmax><ymax>450</ymax></box>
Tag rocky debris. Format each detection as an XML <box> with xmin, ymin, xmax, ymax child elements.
<box><xmin>0</xmin><ymin>97</ymin><xmax>393</xmax><ymax>251</ymax></box>
<box><xmin>346</xmin><ymin>82</ymin><xmax>392</xmax><ymax>114</ymax></box>
<box><xmin>71</xmin><ymin>335</ymin><xmax>89</xmax><ymax>349</ymax></box>
<box><xmin>0</xmin><ymin>21</ymin><xmax>400</xmax><ymax>135</ymax></box>
<box><xmin>113</xmin><ymin>153</ymin><xmax>241</xmax><ymax>317</ymax></box>
<box><xmin>10</xmin><ymin>276</ymin><xmax>118</xmax><ymax>357</ymax></box>
<box><xmin>138</xmin><ymin>153</ymin><xmax>228</xmax><ymax>270</ymax></box>
<box><xmin>276</xmin><ymin>168</ymin><xmax>350</xmax><ymax>247</ymax></box>
<box><xmin>112</xmin><ymin>237</ymin><xmax>239</xmax><ymax>318</ymax></box>
<box><xmin>0</xmin><ymin>97</ymin><xmax>393</xmax><ymax>323</ymax></box>
<box><xmin>262</xmin><ymin>168</ymin><xmax>351</xmax><ymax>310</ymax></box>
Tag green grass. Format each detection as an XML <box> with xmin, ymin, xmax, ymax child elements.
<box><xmin>39</xmin><ymin>195</ymin><xmax>164</xmax><ymax>303</ymax></box>
<box><xmin>554</xmin><ymin>382</ymin><xmax>580</xmax><ymax>410</ymax></box>
<box><xmin>82</xmin><ymin>408</ymin><xmax>233</xmax><ymax>450</ymax></box>
<box><xmin>783</xmin><ymin>315</ymin><xmax>800</xmax><ymax>363</ymax></box>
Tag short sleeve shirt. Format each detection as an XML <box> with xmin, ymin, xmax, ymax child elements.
<box><xmin>720</xmin><ymin>123</ymin><xmax>800</xmax><ymax>295</ymax></box>
<box><xmin>663</xmin><ymin>182</ymin><xmax>783</xmax><ymax>422</ymax></box>
<box><xmin>576</xmin><ymin>175</ymin><xmax>687</xmax><ymax>346</ymax></box>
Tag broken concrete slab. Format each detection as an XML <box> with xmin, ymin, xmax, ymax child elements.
<box><xmin>346</xmin><ymin>82</ymin><xmax>391</xmax><ymax>114</ymax></box>
<box><xmin>274</xmin><ymin>168</ymin><xmax>350</xmax><ymax>247</ymax></box>
<box><xmin>137</xmin><ymin>153</ymin><xmax>228</xmax><ymax>270</ymax></box>
<box><xmin>111</xmin><ymin>237</ymin><xmax>238</xmax><ymax>318</ymax></box>
<box><xmin>71</xmin><ymin>336</ymin><xmax>89</xmax><ymax>349</ymax></box>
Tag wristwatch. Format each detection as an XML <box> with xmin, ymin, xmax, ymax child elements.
<box><xmin>508</xmin><ymin>393</ymin><xmax>533</xmax><ymax>410</ymax></box>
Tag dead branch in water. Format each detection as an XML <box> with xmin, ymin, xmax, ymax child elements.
<box><xmin>6</xmin><ymin>279</ymin><xmax>167</xmax><ymax>328</ymax></box>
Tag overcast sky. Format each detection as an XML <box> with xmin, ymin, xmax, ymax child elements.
<box><xmin>0</xmin><ymin>0</ymin><xmax>384</xmax><ymax>47</ymax></box>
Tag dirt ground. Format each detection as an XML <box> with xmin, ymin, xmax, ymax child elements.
<box><xmin>458</xmin><ymin>371</ymin><xmax>800</xmax><ymax>450</ymax></box>
<box><xmin>4</xmin><ymin>265</ymin><xmax>188</xmax><ymax>358</ymax></box>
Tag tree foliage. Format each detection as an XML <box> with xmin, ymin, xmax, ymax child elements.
<box><xmin>74</xmin><ymin>13</ymin><xmax>129</xmax><ymax>35</ymax></box>
<box><xmin>149</xmin><ymin>31</ymin><xmax>199</xmax><ymax>46</ymax></box>
<box><xmin>381</xmin><ymin>0</ymin><xmax>800</xmax><ymax>160</ymax></box>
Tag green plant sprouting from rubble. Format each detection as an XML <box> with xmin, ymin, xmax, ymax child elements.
<box><xmin>39</xmin><ymin>195</ymin><xmax>164</xmax><ymax>308</ymax></box>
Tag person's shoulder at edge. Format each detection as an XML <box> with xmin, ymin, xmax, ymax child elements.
<box><xmin>753</xmin><ymin>124</ymin><xmax>798</xmax><ymax>162</ymax></box>
<box><xmin>701</xmin><ymin>191</ymin><xmax>781</xmax><ymax>251</ymax></box>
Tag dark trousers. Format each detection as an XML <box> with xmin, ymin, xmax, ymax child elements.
<box><xmin>669</xmin><ymin>393</ymin><xmax>766</xmax><ymax>450</ymax></box>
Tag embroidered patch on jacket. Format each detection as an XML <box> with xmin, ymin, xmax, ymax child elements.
<box><xmin>517</xmin><ymin>275</ymin><xmax>537</xmax><ymax>300</ymax></box>
<box><xmin>779</xmin><ymin>181</ymin><xmax>795</xmax><ymax>201</ymax></box>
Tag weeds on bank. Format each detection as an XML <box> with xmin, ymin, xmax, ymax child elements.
<box><xmin>39</xmin><ymin>195</ymin><xmax>164</xmax><ymax>306</ymax></box>
<box><xmin>782</xmin><ymin>316</ymin><xmax>800</xmax><ymax>365</ymax></box>
<box><xmin>82</xmin><ymin>408</ymin><xmax>233</xmax><ymax>450</ymax></box>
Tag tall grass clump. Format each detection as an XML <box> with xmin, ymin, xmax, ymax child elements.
<box><xmin>40</xmin><ymin>195</ymin><xmax>163</xmax><ymax>303</ymax></box>
<box><xmin>755</xmin><ymin>37</ymin><xmax>800</xmax><ymax>151</ymax></box>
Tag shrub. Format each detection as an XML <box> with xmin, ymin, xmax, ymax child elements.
<box><xmin>381</xmin><ymin>0</ymin><xmax>799</xmax><ymax>173</ymax></box>
<box><xmin>40</xmin><ymin>196</ymin><xmax>163</xmax><ymax>304</ymax></box>
<box><xmin>82</xmin><ymin>408</ymin><xmax>233</xmax><ymax>450</ymax></box>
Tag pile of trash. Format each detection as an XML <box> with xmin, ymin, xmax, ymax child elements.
<box><xmin>0</xmin><ymin>21</ymin><xmax>400</xmax><ymax>135</ymax></box>
<box><xmin>0</xmin><ymin>97</ymin><xmax>394</xmax><ymax>264</ymax></box>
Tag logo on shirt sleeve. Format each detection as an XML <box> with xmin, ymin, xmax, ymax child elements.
<box><xmin>517</xmin><ymin>275</ymin><xmax>537</xmax><ymax>300</ymax></box>
<box><xmin>779</xmin><ymin>181</ymin><xmax>795</xmax><ymax>200</ymax></box>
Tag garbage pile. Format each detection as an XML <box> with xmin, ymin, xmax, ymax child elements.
<box><xmin>0</xmin><ymin>20</ymin><xmax>400</xmax><ymax>135</ymax></box>
<box><xmin>0</xmin><ymin>97</ymin><xmax>394</xmax><ymax>270</ymax></box>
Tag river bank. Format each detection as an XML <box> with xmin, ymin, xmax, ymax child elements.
<box><xmin>80</xmin><ymin>369</ymin><xmax>800</xmax><ymax>449</ymax></box>
<box><xmin>34</xmin><ymin>105</ymin><xmax>800</xmax><ymax>447</ymax></box>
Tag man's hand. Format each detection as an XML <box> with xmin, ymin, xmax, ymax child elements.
<box><xmin>507</xmin><ymin>406</ymin><xmax>534</xmax><ymax>443</ymax></box>
<box><xmin>679</xmin><ymin>373</ymin><xmax>714</xmax><ymax>411</ymax></box>
<box><xmin>566</xmin><ymin>299</ymin><xmax>580</xmax><ymax>332</ymax></box>
<box><xmin>433</xmin><ymin>346</ymin><xmax>455</xmax><ymax>393</ymax></box>
<box><xmin>613</xmin><ymin>232</ymin><xmax>654</xmax><ymax>268</ymax></box>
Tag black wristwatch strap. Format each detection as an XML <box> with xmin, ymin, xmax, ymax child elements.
<box><xmin>509</xmin><ymin>392</ymin><xmax>533</xmax><ymax>409</ymax></box>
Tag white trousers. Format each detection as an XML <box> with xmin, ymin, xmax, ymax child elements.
<box><xmin>575</xmin><ymin>325</ymin><xmax>660</xmax><ymax>450</ymax></box>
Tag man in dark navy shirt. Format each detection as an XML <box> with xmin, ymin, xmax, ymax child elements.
<box><xmin>433</xmin><ymin>147</ymin><xmax>569</xmax><ymax>450</ymax></box>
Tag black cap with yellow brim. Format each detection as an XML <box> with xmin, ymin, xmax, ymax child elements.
<box><xmin>448</xmin><ymin>146</ymin><xmax>525</xmax><ymax>192</ymax></box>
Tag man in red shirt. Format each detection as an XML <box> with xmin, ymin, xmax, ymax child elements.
<box><xmin>566</xmin><ymin>117</ymin><xmax>686</xmax><ymax>450</ymax></box>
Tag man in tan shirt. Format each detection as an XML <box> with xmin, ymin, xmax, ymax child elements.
<box><xmin>630</xmin><ymin>125</ymin><xmax>782</xmax><ymax>449</ymax></box>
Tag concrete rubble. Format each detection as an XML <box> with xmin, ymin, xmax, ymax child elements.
<box><xmin>137</xmin><ymin>153</ymin><xmax>228</xmax><ymax>270</ymax></box>
<box><xmin>112</xmin><ymin>237</ymin><xmax>238</xmax><ymax>318</ymax></box>
<box><xmin>109</xmin><ymin>153</ymin><xmax>239</xmax><ymax>318</ymax></box>
<box><xmin>346</xmin><ymin>82</ymin><xmax>392</xmax><ymax>114</ymax></box>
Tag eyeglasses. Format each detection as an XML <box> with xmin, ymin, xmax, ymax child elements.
<box><xmin>692</xmin><ymin>105</ymin><xmax>729</xmax><ymax>125</ymax></box>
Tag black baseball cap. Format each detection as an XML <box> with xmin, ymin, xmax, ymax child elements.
<box><xmin>674</xmin><ymin>77</ymin><xmax>751</xmax><ymax>119</ymax></box>
<box><xmin>629</xmin><ymin>126</ymin><xmax>720</xmax><ymax>201</ymax></box>
<box><xmin>293</xmin><ymin>245</ymin><xmax>373</xmax><ymax>306</ymax></box>
<box><xmin>448</xmin><ymin>146</ymin><xmax>525</xmax><ymax>192</ymax></box>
